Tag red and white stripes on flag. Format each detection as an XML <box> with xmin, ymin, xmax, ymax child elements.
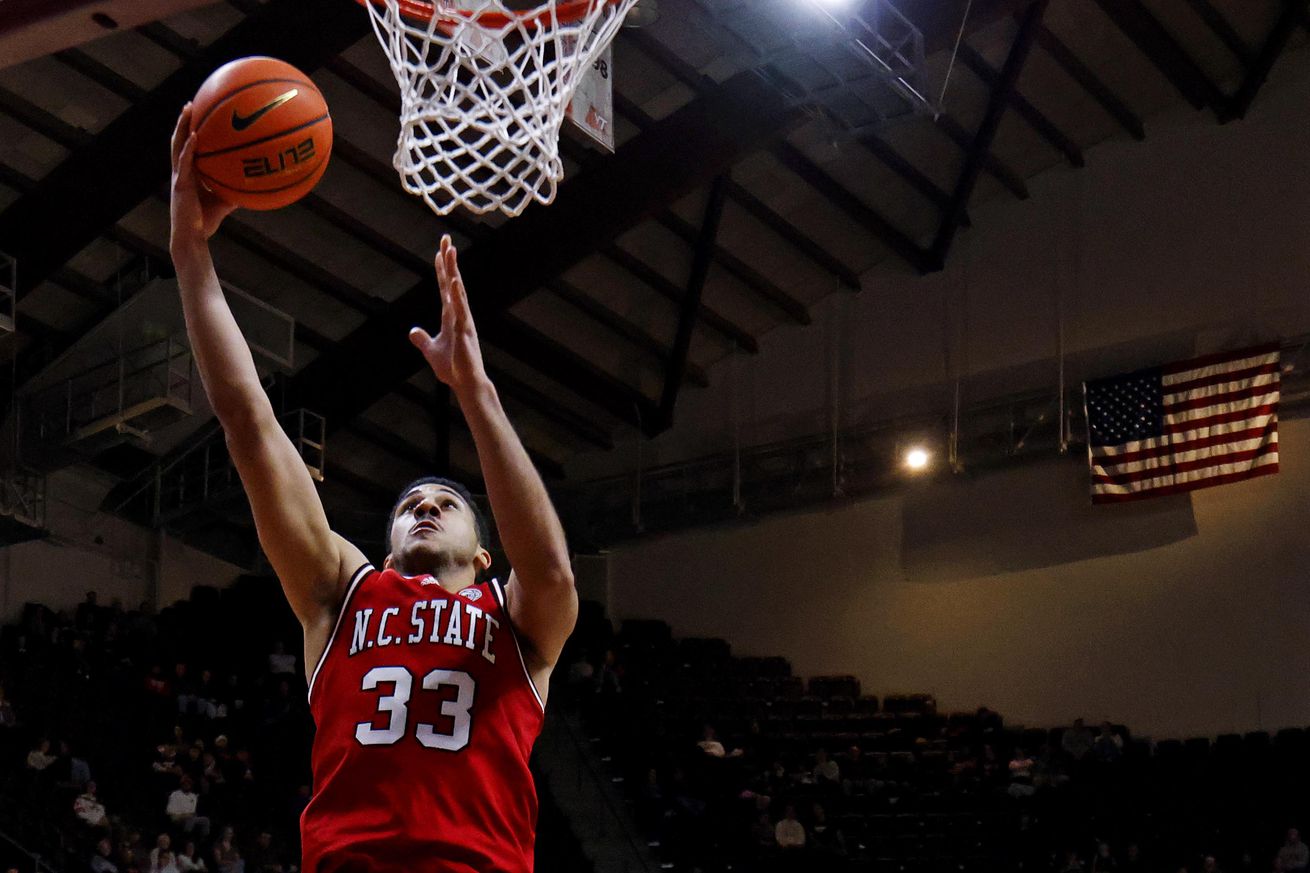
<box><xmin>1083</xmin><ymin>344</ymin><xmax>1280</xmax><ymax>504</ymax></box>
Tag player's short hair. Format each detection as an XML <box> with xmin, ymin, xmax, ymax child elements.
<box><xmin>386</xmin><ymin>476</ymin><xmax>490</xmax><ymax>552</ymax></box>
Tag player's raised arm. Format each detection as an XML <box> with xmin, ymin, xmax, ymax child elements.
<box><xmin>409</xmin><ymin>236</ymin><xmax>578</xmax><ymax>678</ymax></box>
<box><xmin>168</xmin><ymin>104</ymin><xmax>364</xmax><ymax>632</ymax></box>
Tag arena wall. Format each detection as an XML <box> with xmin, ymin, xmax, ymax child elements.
<box><xmin>604</xmin><ymin>42</ymin><xmax>1310</xmax><ymax>741</ymax></box>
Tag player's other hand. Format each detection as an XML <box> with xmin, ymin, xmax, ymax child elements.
<box><xmin>169</xmin><ymin>102</ymin><xmax>236</xmax><ymax>254</ymax></box>
<box><xmin>410</xmin><ymin>235</ymin><xmax>490</xmax><ymax>397</ymax></box>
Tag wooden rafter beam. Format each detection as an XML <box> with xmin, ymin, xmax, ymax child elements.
<box><xmin>611</xmin><ymin>90</ymin><xmax>860</xmax><ymax>290</ymax></box>
<box><xmin>53</xmin><ymin>48</ymin><xmax>148</xmax><ymax>101</ymax></box>
<box><xmin>653</xmin><ymin>210</ymin><xmax>811</xmax><ymax>326</ymax></box>
<box><xmin>602</xmin><ymin>245</ymin><xmax>759</xmax><ymax>353</ymax></box>
<box><xmin>547</xmin><ymin>279</ymin><xmax>711</xmax><ymax>388</ymax></box>
<box><xmin>957</xmin><ymin>42</ymin><xmax>1084</xmax><ymax>167</ymax></box>
<box><xmin>1221</xmin><ymin>0</ymin><xmax>1309</xmax><ymax>122</ymax></box>
<box><xmin>214</xmin><ymin>216</ymin><xmax>384</xmax><ymax>315</ymax></box>
<box><xmin>332</xmin><ymin>53</ymin><xmax>782</xmax><ymax>349</ymax></box>
<box><xmin>288</xmin><ymin>191</ymin><xmax>629</xmax><ymax>449</ymax></box>
<box><xmin>722</xmin><ymin>179</ymin><xmax>861</xmax><ymax>290</ymax></box>
<box><xmin>620</xmin><ymin>27</ymin><xmax>936</xmax><ymax>272</ymax></box>
<box><xmin>1034</xmin><ymin>26</ymin><xmax>1145</xmax><ymax>141</ymax></box>
<box><xmin>857</xmin><ymin>134</ymin><xmax>971</xmax><ymax>227</ymax></box>
<box><xmin>347</xmin><ymin>417</ymin><xmax>481</xmax><ymax>487</ymax></box>
<box><xmin>934</xmin><ymin>114</ymin><xmax>1029</xmax><ymax>200</ymax></box>
<box><xmin>772</xmin><ymin>141</ymin><xmax>937</xmax><ymax>273</ymax></box>
<box><xmin>390</xmin><ymin>381</ymin><xmax>566</xmax><ymax>480</ymax></box>
<box><xmin>284</xmin><ymin>72</ymin><xmax>798</xmax><ymax>439</ymax></box>
<box><xmin>1182</xmin><ymin>0</ymin><xmax>1256</xmax><ymax>66</ymax></box>
<box><xmin>482</xmin><ymin>362</ymin><xmax>615</xmax><ymax>451</ymax></box>
<box><xmin>656</xmin><ymin>176</ymin><xmax>728</xmax><ymax>431</ymax></box>
<box><xmin>1091</xmin><ymin>0</ymin><xmax>1226</xmax><ymax>112</ymax></box>
<box><xmin>0</xmin><ymin>0</ymin><xmax>369</xmax><ymax>297</ymax></box>
<box><xmin>931</xmin><ymin>0</ymin><xmax>1047</xmax><ymax>266</ymax></box>
<box><xmin>0</xmin><ymin>85</ymin><xmax>91</xmax><ymax>150</ymax></box>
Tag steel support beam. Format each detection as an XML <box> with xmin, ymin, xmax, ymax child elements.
<box><xmin>656</xmin><ymin>176</ymin><xmax>728</xmax><ymax>432</ymax></box>
<box><xmin>1034</xmin><ymin>26</ymin><xmax>1145</xmax><ymax>141</ymax></box>
<box><xmin>930</xmin><ymin>0</ymin><xmax>1047</xmax><ymax>267</ymax></box>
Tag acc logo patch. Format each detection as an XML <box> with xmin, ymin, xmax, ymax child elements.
<box><xmin>458</xmin><ymin>587</ymin><xmax>483</xmax><ymax>601</ymax></box>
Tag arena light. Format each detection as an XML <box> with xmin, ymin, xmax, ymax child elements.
<box><xmin>904</xmin><ymin>447</ymin><xmax>930</xmax><ymax>471</ymax></box>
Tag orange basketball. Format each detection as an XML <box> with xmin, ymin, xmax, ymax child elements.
<box><xmin>190</xmin><ymin>56</ymin><xmax>333</xmax><ymax>211</ymax></box>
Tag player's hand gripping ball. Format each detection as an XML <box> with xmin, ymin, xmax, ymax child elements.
<box><xmin>189</xmin><ymin>56</ymin><xmax>333</xmax><ymax>210</ymax></box>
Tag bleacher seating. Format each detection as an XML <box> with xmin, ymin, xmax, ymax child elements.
<box><xmin>559</xmin><ymin>609</ymin><xmax>1310</xmax><ymax>873</ymax></box>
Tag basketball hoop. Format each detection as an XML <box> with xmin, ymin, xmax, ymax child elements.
<box><xmin>359</xmin><ymin>0</ymin><xmax>640</xmax><ymax>217</ymax></box>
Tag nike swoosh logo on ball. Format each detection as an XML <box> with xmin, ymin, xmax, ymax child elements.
<box><xmin>230</xmin><ymin>88</ymin><xmax>299</xmax><ymax>131</ymax></box>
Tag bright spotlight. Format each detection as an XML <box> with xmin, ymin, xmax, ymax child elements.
<box><xmin>905</xmin><ymin>448</ymin><xmax>930</xmax><ymax>471</ymax></box>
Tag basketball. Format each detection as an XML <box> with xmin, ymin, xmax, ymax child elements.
<box><xmin>190</xmin><ymin>56</ymin><xmax>332</xmax><ymax>211</ymax></box>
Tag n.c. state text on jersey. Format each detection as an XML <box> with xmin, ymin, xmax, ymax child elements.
<box><xmin>301</xmin><ymin>566</ymin><xmax>545</xmax><ymax>873</ymax></box>
<box><xmin>347</xmin><ymin>593</ymin><xmax>499</xmax><ymax>664</ymax></box>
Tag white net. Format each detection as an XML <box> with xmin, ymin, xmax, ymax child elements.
<box><xmin>362</xmin><ymin>0</ymin><xmax>640</xmax><ymax>217</ymax></box>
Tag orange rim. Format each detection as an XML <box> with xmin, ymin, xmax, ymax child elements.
<box><xmin>357</xmin><ymin>0</ymin><xmax>617</xmax><ymax>29</ymax></box>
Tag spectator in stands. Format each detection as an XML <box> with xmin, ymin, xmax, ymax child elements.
<box><xmin>144</xmin><ymin>665</ymin><xmax>170</xmax><ymax>697</ymax></box>
<box><xmin>167</xmin><ymin>775</ymin><xmax>210</xmax><ymax>839</ymax></box>
<box><xmin>90</xmin><ymin>837</ymin><xmax>118</xmax><ymax>873</ymax></box>
<box><xmin>698</xmin><ymin>724</ymin><xmax>727</xmax><ymax>758</ymax></box>
<box><xmin>1008</xmin><ymin>747</ymin><xmax>1036</xmax><ymax>798</ymax></box>
<box><xmin>182</xmin><ymin>744</ymin><xmax>206</xmax><ymax>784</ymax></box>
<box><xmin>177</xmin><ymin>840</ymin><xmax>207</xmax><ymax>873</ymax></box>
<box><xmin>194</xmin><ymin>669</ymin><xmax>221</xmax><ymax>720</ymax></box>
<box><xmin>76</xmin><ymin>590</ymin><xmax>100</xmax><ymax>635</ymax></box>
<box><xmin>1034</xmin><ymin>741</ymin><xmax>1069</xmax><ymax>788</ymax></box>
<box><xmin>1060</xmin><ymin>849</ymin><xmax>1086</xmax><ymax>873</ymax></box>
<box><xmin>841</xmin><ymin>745</ymin><xmax>872</xmax><ymax>795</ymax></box>
<box><xmin>596</xmin><ymin>649</ymin><xmax>622</xmax><ymax>696</ymax></box>
<box><xmin>1202</xmin><ymin>855</ymin><xmax>1222</xmax><ymax>873</ymax></box>
<box><xmin>0</xmin><ymin>685</ymin><xmax>16</xmax><ymax>729</ymax></box>
<box><xmin>219</xmin><ymin>675</ymin><xmax>246</xmax><ymax>722</ymax></box>
<box><xmin>751</xmin><ymin>811</ymin><xmax>776</xmax><ymax>853</ymax></box>
<box><xmin>261</xmin><ymin>679</ymin><xmax>293</xmax><ymax>727</ymax></box>
<box><xmin>812</xmin><ymin>748</ymin><xmax>840</xmax><ymax>785</ymax></box>
<box><xmin>809</xmin><ymin>803</ymin><xmax>846</xmax><ymax>859</ymax></box>
<box><xmin>154</xmin><ymin>743</ymin><xmax>183</xmax><ymax>791</ymax></box>
<box><xmin>62</xmin><ymin>739</ymin><xmax>91</xmax><ymax>789</ymax></box>
<box><xmin>113</xmin><ymin>839</ymin><xmax>135</xmax><ymax>871</ymax></box>
<box><xmin>244</xmin><ymin>830</ymin><xmax>285</xmax><ymax>873</ymax></box>
<box><xmin>267</xmin><ymin>642</ymin><xmax>296</xmax><ymax>677</ymax></box>
<box><xmin>286</xmin><ymin>784</ymin><xmax>311</xmax><ymax>831</ymax></box>
<box><xmin>1092</xmin><ymin>841</ymin><xmax>1118</xmax><ymax>873</ymax></box>
<box><xmin>1094</xmin><ymin>722</ymin><xmax>1123</xmax><ymax>763</ymax></box>
<box><xmin>1122</xmin><ymin>843</ymin><xmax>1146</xmax><ymax>873</ymax></box>
<box><xmin>174</xmin><ymin>663</ymin><xmax>196</xmax><ymax>715</ymax></box>
<box><xmin>1279</xmin><ymin>829</ymin><xmax>1309</xmax><ymax>873</ymax></box>
<box><xmin>25</xmin><ymin>737</ymin><xmax>55</xmax><ymax>771</ymax></box>
<box><xmin>1063</xmin><ymin>719</ymin><xmax>1094</xmax><ymax>762</ymax></box>
<box><xmin>775</xmin><ymin>804</ymin><xmax>805</xmax><ymax>851</ymax></box>
<box><xmin>565</xmin><ymin>655</ymin><xmax>594</xmax><ymax>691</ymax></box>
<box><xmin>212</xmin><ymin>826</ymin><xmax>243</xmax><ymax>873</ymax></box>
<box><xmin>150</xmin><ymin>834</ymin><xmax>180</xmax><ymax>873</ymax></box>
<box><xmin>73</xmin><ymin>780</ymin><xmax>109</xmax><ymax>830</ymax></box>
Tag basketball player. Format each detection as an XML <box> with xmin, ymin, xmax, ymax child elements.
<box><xmin>169</xmin><ymin>104</ymin><xmax>577</xmax><ymax>873</ymax></box>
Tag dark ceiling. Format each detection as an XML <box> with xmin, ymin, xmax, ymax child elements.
<box><xmin>0</xmin><ymin>0</ymin><xmax>1304</xmax><ymax>561</ymax></box>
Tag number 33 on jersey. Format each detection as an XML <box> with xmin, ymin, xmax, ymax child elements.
<box><xmin>301</xmin><ymin>566</ymin><xmax>545</xmax><ymax>873</ymax></box>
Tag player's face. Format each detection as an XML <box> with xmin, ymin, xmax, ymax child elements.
<box><xmin>388</xmin><ymin>484</ymin><xmax>484</xmax><ymax>575</ymax></box>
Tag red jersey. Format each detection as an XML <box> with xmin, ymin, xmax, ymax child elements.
<box><xmin>302</xmin><ymin>565</ymin><xmax>546</xmax><ymax>873</ymax></box>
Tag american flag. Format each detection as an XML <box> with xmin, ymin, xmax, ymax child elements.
<box><xmin>1083</xmin><ymin>344</ymin><xmax>1280</xmax><ymax>504</ymax></box>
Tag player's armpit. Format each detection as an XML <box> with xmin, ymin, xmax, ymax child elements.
<box><xmin>504</xmin><ymin>568</ymin><xmax>578</xmax><ymax>673</ymax></box>
<box><xmin>223</xmin><ymin>406</ymin><xmax>367</xmax><ymax>625</ymax></box>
